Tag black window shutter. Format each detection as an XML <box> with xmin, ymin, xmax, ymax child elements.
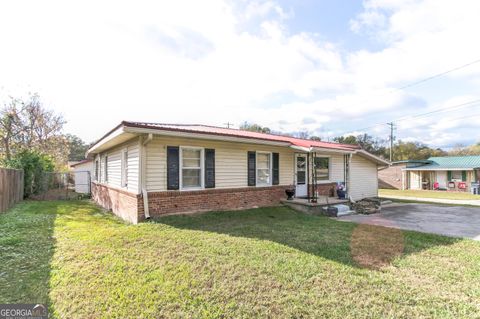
<box><xmin>205</xmin><ymin>149</ymin><xmax>215</xmax><ymax>188</ymax></box>
<box><xmin>167</xmin><ymin>146</ymin><xmax>180</xmax><ymax>190</ymax></box>
<box><xmin>248</xmin><ymin>151</ymin><xmax>256</xmax><ymax>186</ymax></box>
<box><xmin>272</xmin><ymin>152</ymin><xmax>279</xmax><ymax>185</ymax></box>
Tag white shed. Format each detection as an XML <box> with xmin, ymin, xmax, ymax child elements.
<box><xmin>70</xmin><ymin>160</ymin><xmax>94</xmax><ymax>194</ymax></box>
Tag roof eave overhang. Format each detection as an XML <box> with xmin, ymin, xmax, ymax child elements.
<box><xmin>309</xmin><ymin>146</ymin><xmax>355</xmax><ymax>154</ymax></box>
<box><xmin>123</xmin><ymin>126</ymin><xmax>292</xmax><ymax>147</ymax></box>
<box><xmin>354</xmin><ymin>149</ymin><xmax>391</xmax><ymax>166</ymax></box>
<box><xmin>86</xmin><ymin>125</ymin><xmax>137</xmax><ymax>157</ymax></box>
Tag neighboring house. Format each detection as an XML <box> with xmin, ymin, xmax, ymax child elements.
<box><xmin>378</xmin><ymin>160</ymin><xmax>430</xmax><ymax>189</ymax></box>
<box><xmin>400</xmin><ymin>156</ymin><xmax>480</xmax><ymax>192</ymax></box>
<box><xmin>70</xmin><ymin>159</ymin><xmax>94</xmax><ymax>194</ymax></box>
<box><xmin>86</xmin><ymin>121</ymin><xmax>389</xmax><ymax>223</ymax></box>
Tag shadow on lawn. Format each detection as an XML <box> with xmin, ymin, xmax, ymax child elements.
<box><xmin>155</xmin><ymin>206</ymin><xmax>461</xmax><ymax>269</ymax></box>
<box><xmin>0</xmin><ymin>201</ymin><xmax>88</xmax><ymax>316</ymax></box>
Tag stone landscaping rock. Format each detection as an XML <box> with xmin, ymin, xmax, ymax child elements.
<box><xmin>352</xmin><ymin>198</ymin><xmax>381</xmax><ymax>215</ymax></box>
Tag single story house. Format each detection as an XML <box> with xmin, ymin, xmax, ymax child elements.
<box><xmin>70</xmin><ymin>159</ymin><xmax>94</xmax><ymax>194</ymax></box>
<box><xmin>378</xmin><ymin>160</ymin><xmax>429</xmax><ymax>189</ymax></box>
<box><xmin>86</xmin><ymin>121</ymin><xmax>389</xmax><ymax>223</ymax></box>
<box><xmin>399</xmin><ymin>156</ymin><xmax>480</xmax><ymax>192</ymax></box>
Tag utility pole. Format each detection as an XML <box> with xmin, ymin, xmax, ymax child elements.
<box><xmin>224</xmin><ymin>122</ymin><xmax>233</xmax><ymax>128</ymax></box>
<box><xmin>387</xmin><ymin>122</ymin><xmax>395</xmax><ymax>162</ymax></box>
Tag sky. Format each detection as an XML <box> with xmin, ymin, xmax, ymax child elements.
<box><xmin>1</xmin><ymin>0</ymin><xmax>480</xmax><ymax>149</ymax></box>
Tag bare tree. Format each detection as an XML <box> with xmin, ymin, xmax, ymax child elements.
<box><xmin>0</xmin><ymin>93</ymin><xmax>67</xmax><ymax>165</ymax></box>
<box><xmin>0</xmin><ymin>98</ymin><xmax>22</xmax><ymax>160</ymax></box>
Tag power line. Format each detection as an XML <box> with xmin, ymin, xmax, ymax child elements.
<box><xmin>396</xmin><ymin>58</ymin><xmax>480</xmax><ymax>90</ymax></box>
<box><xmin>336</xmin><ymin>98</ymin><xmax>480</xmax><ymax>136</ymax></box>
<box><xmin>394</xmin><ymin>99</ymin><xmax>480</xmax><ymax>122</ymax></box>
<box><xmin>336</xmin><ymin>57</ymin><xmax>480</xmax><ymax>125</ymax></box>
<box><xmin>394</xmin><ymin>112</ymin><xmax>480</xmax><ymax>146</ymax></box>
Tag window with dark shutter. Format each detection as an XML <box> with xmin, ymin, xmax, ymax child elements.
<box><xmin>205</xmin><ymin>149</ymin><xmax>215</xmax><ymax>188</ymax></box>
<box><xmin>248</xmin><ymin>151</ymin><xmax>256</xmax><ymax>186</ymax></box>
<box><xmin>167</xmin><ymin>146</ymin><xmax>180</xmax><ymax>190</ymax></box>
<box><xmin>272</xmin><ymin>152</ymin><xmax>279</xmax><ymax>185</ymax></box>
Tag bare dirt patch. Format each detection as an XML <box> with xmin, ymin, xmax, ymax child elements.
<box><xmin>350</xmin><ymin>223</ymin><xmax>405</xmax><ymax>269</ymax></box>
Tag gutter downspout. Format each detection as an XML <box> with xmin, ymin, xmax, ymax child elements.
<box><xmin>141</xmin><ymin>134</ymin><xmax>153</xmax><ymax>219</ymax></box>
<box><xmin>348</xmin><ymin>153</ymin><xmax>354</xmax><ymax>203</ymax></box>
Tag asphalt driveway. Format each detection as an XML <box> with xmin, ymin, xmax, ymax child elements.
<box><xmin>337</xmin><ymin>203</ymin><xmax>480</xmax><ymax>240</ymax></box>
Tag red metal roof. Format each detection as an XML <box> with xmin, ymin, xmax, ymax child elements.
<box><xmin>123</xmin><ymin>121</ymin><xmax>360</xmax><ymax>151</ymax></box>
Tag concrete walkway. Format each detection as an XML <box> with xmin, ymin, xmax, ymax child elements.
<box><xmin>337</xmin><ymin>203</ymin><xmax>480</xmax><ymax>240</ymax></box>
<box><xmin>379</xmin><ymin>195</ymin><xmax>480</xmax><ymax>206</ymax></box>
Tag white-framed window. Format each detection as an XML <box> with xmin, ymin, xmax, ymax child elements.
<box><xmin>104</xmin><ymin>156</ymin><xmax>108</xmax><ymax>183</ymax></box>
<box><xmin>121</xmin><ymin>149</ymin><xmax>128</xmax><ymax>188</ymax></box>
<box><xmin>451</xmin><ymin>171</ymin><xmax>462</xmax><ymax>181</ymax></box>
<box><xmin>314</xmin><ymin>157</ymin><xmax>330</xmax><ymax>182</ymax></box>
<box><xmin>256</xmin><ymin>152</ymin><xmax>272</xmax><ymax>186</ymax></box>
<box><xmin>180</xmin><ymin>147</ymin><xmax>204</xmax><ymax>189</ymax></box>
<box><xmin>94</xmin><ymin>160</ymin><xmax>99</xmax><ymax>181</ymax></box>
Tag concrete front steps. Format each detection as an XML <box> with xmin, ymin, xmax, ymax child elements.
<box><xmin>281</xmin><ymin>197</ymin><xmax>354</xmax><ymax>217</ymax></box>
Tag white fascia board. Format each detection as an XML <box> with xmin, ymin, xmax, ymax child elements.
<box><xmin>123</xmin><ymin>127</ymin><xmax>292</xmax><ymax>147</ymax></box>
<box><xmin>354</xmin><ymin>149</ymin><xmax>390</xmax><ymax>166</ymax></box>
<box><xmin>86</xmin><ymin>125</ymin><xmax>129</xmax><ymax>156</ymax></box>
<box><xmin>290</xmin><ymin>145</ymin><xmax>311</xmax><ymax>153</ymax></box>
<box><xmin>310</xmin><ymin>147</ymin><xmax>353</xmax><ymax>154</ymax></box>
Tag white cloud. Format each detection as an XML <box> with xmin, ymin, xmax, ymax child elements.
<box><xmin>0</xmin><ymin>0</ymin><xmax>479</xmax><ymax>148</ymax></box>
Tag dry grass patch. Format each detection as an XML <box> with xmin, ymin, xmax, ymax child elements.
<box><xmin>351</xmin><ymin>223</ymin><xmax>405</xmax><ymax>269</ymax></box>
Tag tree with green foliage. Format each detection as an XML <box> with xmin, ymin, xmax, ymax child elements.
<box><xmin>333</xmin><ymin>135</ymin><xmax>358</xmax><ymax>145</ymax></box>
<box><xmin>239</xmin><ymin>122</ymin><xmax>271</xmax><ymax>134</ymax></box>
<box><xmin>66</xmin><ymin>134</ymin><xmax>90</xmax><ymax>161</ymax></box>
<box><xmin>392</xmin><ymin>141</ymin><xmax>446</xmax><ymax>160</ymax></box>
<box><xmin>332</xmin><ymin>134</ymin><xmax>448</xmax><ymax>161</ymax></box>
<box><xmin>2</xmin><ymin>150</ymin><xmax>55</xmax><ymax>198</ymax></box>
<box><xmin>333</xmin><ymin>134</ymin><xmax>387</xmax><ymax>158</ymax></box>
<box><xmin>448</xmin><ymin>142</ymin><xmax>480</xmax><ymax>156</ymax></box>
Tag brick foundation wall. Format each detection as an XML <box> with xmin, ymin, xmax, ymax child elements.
<box><xmin>313</xmin><ymin>183</ymin><xmax>337</xmax><ymax>196</ymax></box>
<box><xmin>91</xmin><ymin>182</ymin><xmax>141</xmax><ymax>224</ymax></box>
<box><xmin>140</xmin><ymin>186</ymin><xmax>290</xmax><ymax>220</ymax></box>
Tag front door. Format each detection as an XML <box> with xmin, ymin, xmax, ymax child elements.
<box><xmin>410</xmin><ymin>171</ymin><xmax>420</xmax><ymax>189</ymax></box>
<box><xmin>436</xmin><ymin>171</ymin><xmax>447</xmax><ymax>188</ymax></box>
<box><xmin>295</xmin><ymin>154</ymin><xmax>307</xmax><ymax>197</ymax></box>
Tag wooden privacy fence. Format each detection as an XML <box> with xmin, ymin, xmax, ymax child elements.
<box><xmin>0</xmin><ymin>168</ymin><xmax>24</xmax><ymax>213</ymax></box>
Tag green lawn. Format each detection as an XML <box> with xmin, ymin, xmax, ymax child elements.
<box><xmin>1</xmin><ymin>201</ymin><xmax>479</xmax><ymax>318</ymax></box>
<box><xmin>379</xmin><ymin>188</ymin><xmax>480</xmax><ymax>200</ymax></box>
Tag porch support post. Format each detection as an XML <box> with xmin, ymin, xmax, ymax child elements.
<box><xmin>311</xmin><ymin>152</ymin><xmax>317</xmax><ymax>203</ymax></box>
<box><xmin>306</xmin><ymin>153</ymin><xmax>311</xmax><ymax>201</ymax></box>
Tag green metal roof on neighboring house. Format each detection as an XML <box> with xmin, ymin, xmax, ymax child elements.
<box><xmin>404</xmin><ymin>155</ymin><xmax>480</xmax><ymax>171</ymax></box>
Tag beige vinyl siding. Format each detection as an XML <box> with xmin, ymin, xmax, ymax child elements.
<box><xmin>349</xmin><ymin>154</ymin><xmax>378</xmax><ymax>200</ymax></box>
<box><xmin>107</xmin><ymin>150</ymin><xmax>122</xmax><ymax>187</ymax></box>
<box><xmin>145</xmin><ymin>135</ymin><xmax>295</xmax><ymax>191</ymax></box>
<box><xmin>127</xmin><ymin>142</ymin><xmax>140</xmax><ymax>193</ymax></box>
<box><xmin>309</xmin><ymin>154</ymin><xmax>345</xmax><ymax>184</ymax></box>
<box><xmin>97</xmin><ymin>138</ymin><xmax>140</xmax><ymax>193</ymax></box>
